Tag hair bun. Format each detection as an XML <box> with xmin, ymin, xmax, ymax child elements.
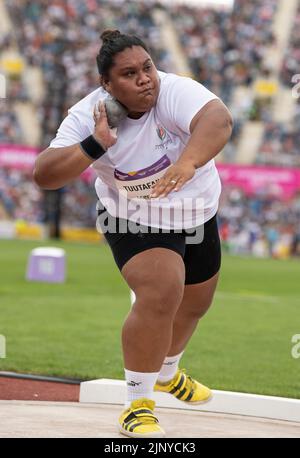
<box><xmin>100</xmin><ymin>29</ymin><xmax>121</xmax><ymax>44</ymax></box>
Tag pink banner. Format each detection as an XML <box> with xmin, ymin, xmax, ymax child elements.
<box><xmin>217</xmin><ymin>163</ymin><xmax>300</xmax><ymax>200</ymax></box>
<box><xmin>0</xmin><ymin>143</ymin><xmax>96</xmax><ymax>182</ymax></box>
<box><xmin>0</xmin><ymin>144</ymin><xmax>38</xmax><ymax>169</ymax></box>
<box><xmin>80</xmin><ymin>168</ymin><xmax>96</xmax><ymax>183</ymax></box>
<box><xmin>1</xmin><ymin>144</ymin><xmax>300</xmax><ymax>194</ymax></box>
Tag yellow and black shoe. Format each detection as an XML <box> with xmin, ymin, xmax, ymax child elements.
<box><xmin>154</xmin><ymin>369</ymin><xmax>212</xmax><ymax>404</ymax></box>
<box><xmin>118</xmin><ymin>398</ymin><xmax>165</xmax><ymax>438</ymax></box>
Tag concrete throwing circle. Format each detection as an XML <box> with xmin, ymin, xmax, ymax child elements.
<box><xmin>0</xmin><ymin>401</ymin><xmax>299</xmax><ymax>438</ymax></box>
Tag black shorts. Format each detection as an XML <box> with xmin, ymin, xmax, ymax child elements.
<box><xmin>97</xmin><ymin>206</ymin><xmax>221</xmax><ymax>285</ymax></box>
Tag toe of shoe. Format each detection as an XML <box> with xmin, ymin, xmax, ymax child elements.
<box><xmin>190</xmin><ymin>384</ymin><xmax>212</xmax><ymax>403</ymax></box>
<box><xmin>119</xmin><ymin>424</ymin><xmax>165</xmax><ymax>438</ymax></box>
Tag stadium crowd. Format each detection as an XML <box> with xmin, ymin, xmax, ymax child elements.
<box><xmin>169</xmin><ymin>0</ymin><xmax>277</xmax><ymax>103</ymax></box>
<box><xmin>0</xmin><ymin>102</ymin><xmax>23</xmax><ymax>145</ymax></box>
<box><xmin>3</xmin><ymin>0</ymin><xmax>271</xmax><ymax>154</ymax></box>
<box><xmin>0</xmin><ymin>33</ymin><xmax>27</xmax><ymax>144</ymax></box>
<box><xmin>60</xmin><ymin>179</ymin><xmax>98</xmax><ymax>227</ymax></box>
<box><xmin>168</xmin><ymin>0</ymin><xmax>277</xmax><ymax>161</ymax></box>
<box><xmin>0</xmin><ymin>167</ymin><xmax>42</xmax><ymax>222</ymax></box>
<box><xmin>5</xmin><ymin>0</ymin><xmax>173</xmax><ymax>148</ymax></box>
<box><xmin>1</xmin><ymin>0</ymin><xmax>300</xmax><ymax>258</ymax></box>
<box><xmin>218</xmin><ymin>186</ymin><xmax>300</xmax><ymax>258</ymax></box>
<box><xmin>256</xmin><ymin>103</ymin><xmax>300</xmax><ymax>168</ymax></box>
<box><xmin>280</xmin><ymin>0</ymin><xmax>300</xmax><ymax>87</ymax></box>
<box><xmin>1</xmin><ymin>164</ymin><xmax>300</xmax><ymax>258</ymax></box>
<box><xmin>0</xmin><ymin>166</ymin><xmax>97</xmax><ymax>228</ymax></box>
<box><xmin>255</xmin><ymin>0</ymin><xmax>300</xmax><ymax>169</ymax></box>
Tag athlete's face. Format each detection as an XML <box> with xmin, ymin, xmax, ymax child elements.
<box><xmin>102</xmin><ymin>46</ymin><xmax>160</xmax><ymax>119</ymax></box>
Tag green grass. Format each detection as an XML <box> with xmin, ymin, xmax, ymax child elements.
<box><xmin>0</xmin><ymin>239</ymin><xmax>299</xmax><ymax>399</ymax></box>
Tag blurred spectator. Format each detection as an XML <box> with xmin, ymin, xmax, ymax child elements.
<box><xmin>250</xmin><ymin>68</ymin><xmax>278</xmax><ymax>122</ymax></box>
<box><xmin>280</xmin><ymin>1</ymin><xmax>300</xmax><ymax>87</ymax></box>
<box><xmin>0</xmin><ymin>101</ymin><xmax>23</xmax><ymax>144</ymax></box>
<box><xmin>169</xmin><ymin>0</ymin><xmax>277</xmax><ymax>101</ymax></box>
<box><xmin>6</xmin><ymin>0</ymin><xmax>277</xmax><ymax>156</ymax></box>
<box><xmin>256</xmin><ymin>112</ymin><xmax>300</xmax><ymax>168</ymax></box>
<box><xmin>168</xmin><ymin>0</ymin><xmax>277</xmax><ymax>160</ymax></box>
<box><xmin>60</xmin><ymin>180</ymin><xmax>98</xmax><ymax>228</ymax></box>
<box><xmin>1</xmin><ymin>161</ymin><xmax>299</xmax><ymax>259</ymax></box>
<box><xmin>0</xmin><ymin>166</ymin><xmax>97</xmax><ymax>228</ymax></box>
<box><xmin>0</xmin><ymin>33</ymin><xmax>28</xmax><ymax>144</ymax></box>
<box><xmin>0</xmin><ymin>167</ymin><xmax>42</xmax><ymax>221</ymax></box>
<box><xmin>2</xmin><ymin>0</ymin><xmax>299</xmax><ymax>257</ymax></box>
<box><xmin>218</xmin><ymin>186</ymin><xmax>300</xmax><ymax>258</ymax></box>
<box><xmin>5</xmin><ymin>0</ymin><xmax>174</xmax><ymax>148</ymax></box>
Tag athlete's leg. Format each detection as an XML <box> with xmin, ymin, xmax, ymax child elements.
<box><xmin>121</xmin><ymin>247</ymin><xmax>185</xmax><ymax>372</ymax></box>
<box><xmin>165</xmin><ymin>212</ymin><xmax>221</xmax><ymax>357</ymax></box>
<box><xmin>166</xmin><ymin>271</ymin><xmax>219</xmax><ymax>356</ymax></box>
<box><xmin>154</xmin><ymin>272</ymin><xmax>219</xmax><ymax>404</ymax></box>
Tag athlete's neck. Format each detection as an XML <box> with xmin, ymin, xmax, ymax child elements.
<box><xmin>127</xmin><ymin>111</ymin><xmax>146</xmax><ymax>119</ymax></box>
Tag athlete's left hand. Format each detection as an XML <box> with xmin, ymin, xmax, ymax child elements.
<box><xmin>149</xmin><ymin>159</ymin><xmax>196</xmax><ymax>198</ymax></box>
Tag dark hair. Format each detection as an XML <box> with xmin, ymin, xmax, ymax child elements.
<box><xmin>96</xmin><ymin>29</ymin><xmax>149</xmax><ymax>78</ymax></box>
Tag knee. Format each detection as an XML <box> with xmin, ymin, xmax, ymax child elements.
<box><xmin>184</xmin><ymin>297</ymin><xmax>214</xmax><ymax>321</ymax></box>
<box><xmin>134</xmin><ymin>281</ymin><xmax>185</xmax><ymax>318</ymax></box>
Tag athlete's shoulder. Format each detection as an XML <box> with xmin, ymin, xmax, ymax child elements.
<box><xmin>158</xmin><ymin>70</ymin><xmax>198</xmax><ymax>90</ymax></box>
<box><xmin>68</xmin><ymin>87</ymin><xmax>107</xmax><ymax>117</ymax></box>
<box><xmin>157</xmin><ymin>71</ymin><xmax>206</xmax><ymax>106</ymax></box>
<box><xmin>158</xmin><ymin>70</ymin><xmax>183</xmax><ymax>91</ymax></box>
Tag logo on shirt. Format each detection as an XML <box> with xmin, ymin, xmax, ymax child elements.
<box><xmin>156</xmin><ymin>125</ymin><xmax>167</xmax><ymax>141</ymax></box>
<box><xmin>156</xmin><ymin>125</ymin><xmax>172</xmax><ymax>150</ymax></box>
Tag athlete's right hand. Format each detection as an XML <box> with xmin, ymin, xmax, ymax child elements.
<box><xmin>93</xmin><ymin>101</ymin><xmax>117</xmax><ymax>150</ymax></box>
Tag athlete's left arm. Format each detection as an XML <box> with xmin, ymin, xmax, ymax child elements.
<box><xmin>150</xmin><ymin>99</ymin><xmax>233</xmax><ymax>198</ymax></box>
<box><xmin>181</xmin><ymin>98</ymin><xmax>233</xmax><ymax>168</ymax></box>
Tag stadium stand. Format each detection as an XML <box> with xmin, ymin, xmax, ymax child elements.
<box><xmin>0</xmin><ymin>101</ymin><xmax>23</xmax><ymax>144</ymax></box>
<box><xmin>0</xmin><ymin>26</ymin><xmax>26</xmax><ymax>145</ymax></box>
<box><xmin>256</xmin><ymin>113</ymin><xmax>300</xmax><ymax>168</ymax></box>
<box><xmin>5</xmin><ymin>0</ymin><xmax>174</xmax><ymax>148</ymax></box>
<box><xmin>5</xmin><ymin>0</ymin><xmax>248</xmax><ymax>156</ymax></box>
<box><xmin>168</xmin><ymin>0</ymin><xmax>278</xmax><ymax>163</ymax></box>
<box><xmin>0</xmin><ymin>0</ymin><xmax>41</xmax><ymax>147</ymax></box>
<box><xmin>2</xmin><ymin>0</ymin><xmax>177</xmax><ymax>230</ymax></box>
<box><xmin>0</xmin><ymin>166</ymin><xmax>42</xmax><ymax>222</ymax></box>
<box><xmin>0</xmin><ymin>165</ymin><xmax>96</xmax><ymax>228</ymax></box>
<box><xmin>218</xmin><ymin>186</ymin><xmax>300</xmax><ymax>258</ymax></box>
<box><xmin>280</xmin><ymin>0</ymin><xmax>300</xmax><ymax>88</ymax></box>
<box><xmin>256</xmin><ymin>0</ymin><xmax>300</xmax><ymax>168</ymax></box>
<box><xmin>169</xmin><ymin>0</ymin><xmax>277</xmax><ymax>101</ymax></box>
<box><xmin>0</xmin><ymin>0</ymin><xmax>299</xmax><ymax>257</ymax></box>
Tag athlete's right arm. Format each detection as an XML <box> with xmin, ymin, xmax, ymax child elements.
<box><xmin>33</xmin><ymin>144</ymin><xmax>94</xmax><ymax>190</ymax></box>
<box><xmin>33</xmin><ymin>102</ymin><xmax>116</xmax><ymax>190</ymax></box>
